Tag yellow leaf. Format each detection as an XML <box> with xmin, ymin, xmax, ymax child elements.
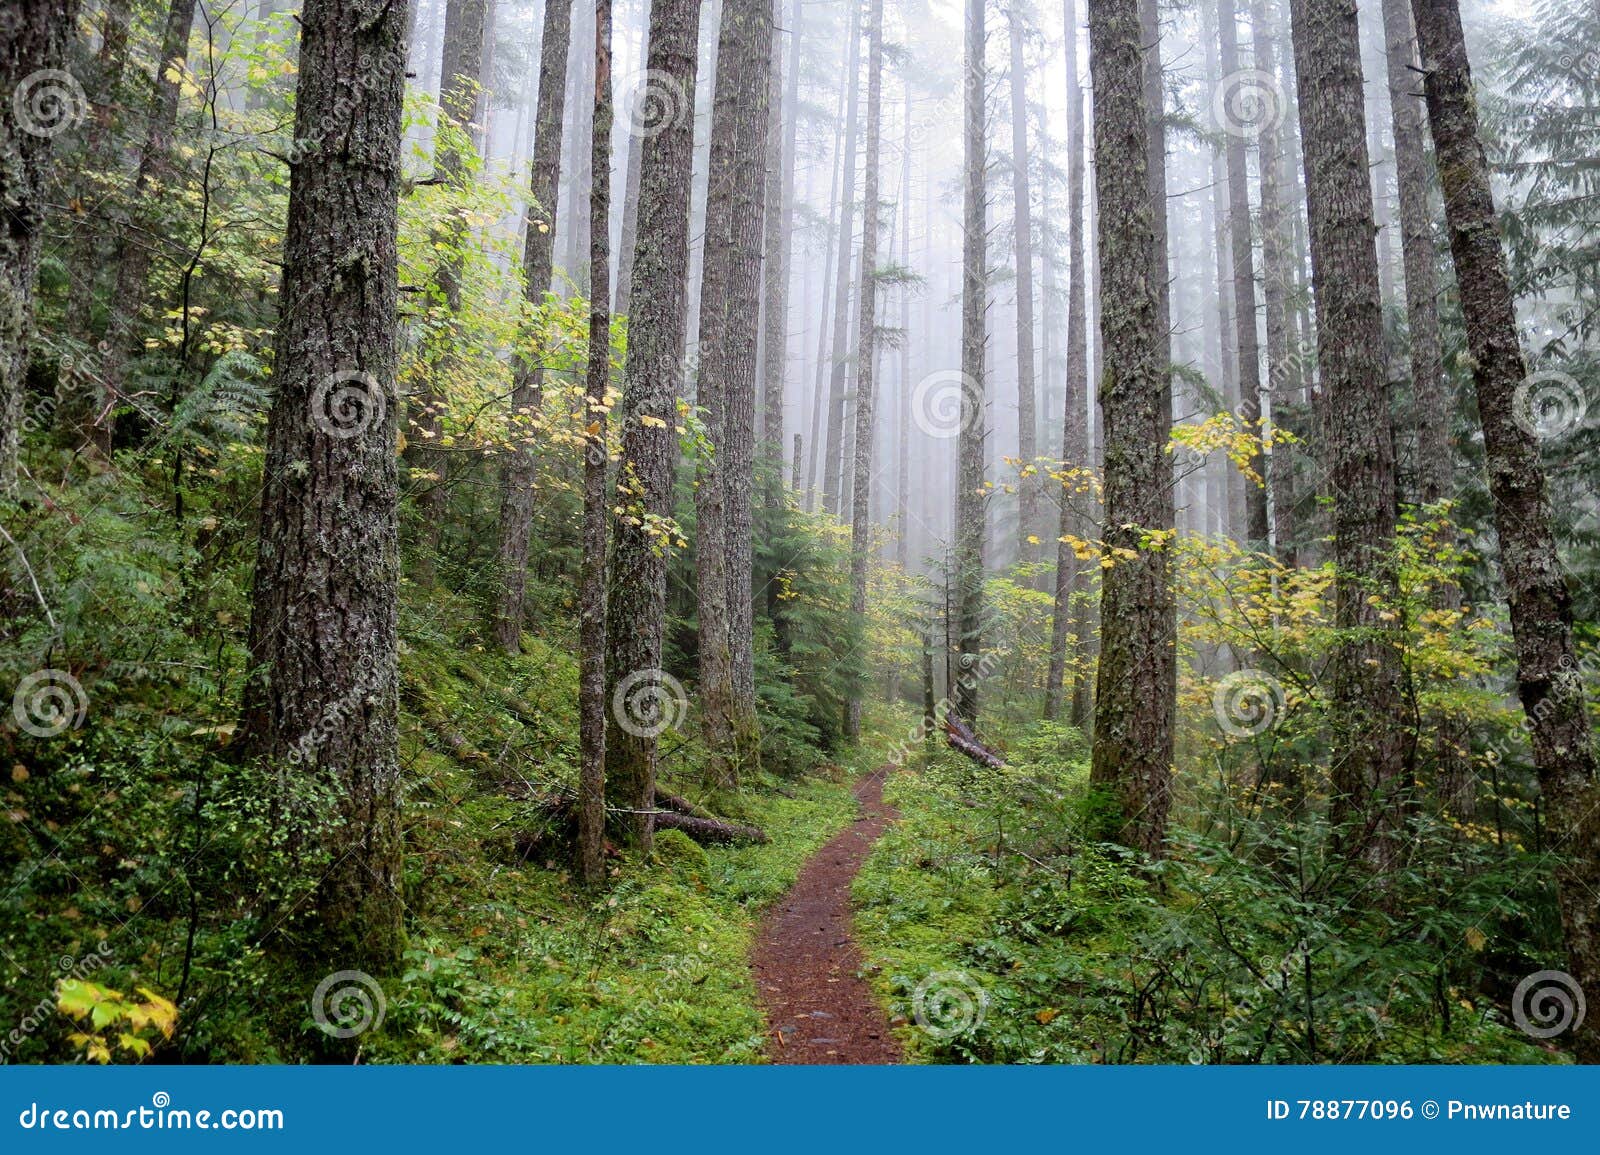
<box><xmin>640</xmin><ymin>415</ymin><xmax>668</xmax><ymax>429</ymax></box>
<box><xmin>1464</xmin><ymin>926</ymin><xmax>1486</xmax><ymax>951</ymax></box>
<box><xmin>1035</xmin><ymin>1007</ymin><xmax>1060</xmax><ymax>1025</ymax></box>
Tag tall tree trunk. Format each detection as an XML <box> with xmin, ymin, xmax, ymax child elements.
<box><xmin>1046</xmin><ymin>0</ymin><xmax>1089</xmax><ymax>725</ymax></box>
<box><xmin>1200</xmin><ymin>0</ymin><xmax>1244</xmax><ymax>544</ymax></box>
<box><xmin>804</xmin><ymin>49</ymin><xmax>848</xmax><ymax>508</ymax></box>
<box><xmin>614</xmin><ymin>92</ymin><xmax>644</xmax><ymax>313</ymax></box>
<box><xmin>1007</xmin><ymin>3</ymin><xmax>1039</xmax><ymax>565</ymax></box>
<box><xmin>1382</xmin><ymin>0</ymin><xmax>1467</xmax><ymax>814</ymax></box>
<box><xmin>845</xmin><ymin>0</ymin><xmax>883</xmax><ymax>741</ymax></box>
<box><xmin>606</xmin><ymin>0</ymin><xmax>703</xmax><ymax>852</ymax></box>
<box><xmin>694</xmin><ymin>0</ymin><xmax>771</xmax><ymax>785</ymax></box>
<box><xmin>1412</xmin><ymin>0</ymin><xmax>1600</xmax><ymax>1063</ymax></box>
<box><xmin>238</xmin><ymin>0</ymin><xmax>410</xmax><ymax>974</ymax></box>
<box><xmin>1086</xmin><ymin>0</ymin><xmax>1174</xmax><ymax>855</ymax></box>
<box><xmin>0</xmin><ymin>0</ymin><xmax>81</xmax><ymax>489</ymax></box>
<box><xmin>759</xmin><ymin>0</ymin><xmax>790</xmax><ymax>499</ymax></box>
<box><xmin>579</xmin><ymin>0</ymin><xmax>613</xmax><ymax>886</ymax></box>
<box><xmin>723</xmin><ymin>0</ymin><xmax>772</xmax><ymax>772</ymax></box>
<box><xmin>493</xmin><ymin>0</ymin><xmax>573</xmax><ymax>653</ymax></box>
<box><xmin>1251</xmin><ymin>0</ymin><xmax>1296</xmax><ymax>564</ymax></box>
<box><xmin>894</xmin><ymin>81</ymin><xmax>912</xmax><ymax>572</ymax></box>
<box><xmin>1288</xmin><ymin>0</ymin><xmax>1410</xmax><ymax>869</ymax></box>
<box><xmin>1219</xmin><ymin>0</ymin><xmax>1270</xmax><ymax>550</ymax></box>
<box><xmin>821</xmin><ymin>0</ymin><xmax>861</xmax><ymax>515</ymax></box>
<box><xmin>62</xmin><ymin>0</ymin><xmax>135</xmax><ymax>340</ymax></box>
<box><xmin>94</xmin><ymin>0</ymin><xmax>200</xmax><ymax>458</ymax></box>
<box><xmin>953</xmin><ymin>0</ymin><xmax>987</xmax><ymax>723</ymax></box>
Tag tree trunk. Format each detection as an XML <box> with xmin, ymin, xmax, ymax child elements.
<box><xmin>93</xmin><ymin>0</ymin><xmax>200</xmax><ymax>458</ymax></box>
<box><xmin>803</xmin><ymin>48</ymin><xmax>848</xmax><ymax>508</ymax></box>
<box><xmin>0</xmin><ymin>0</ymin><xmax>81</xmax><ymax>489</ymax></box>
<box><xmin>493</xmin><ymin>0</ymin><xmax>573</xmax><ymax>653</ymax></box>
<box><xmin>238</xmin><ymin>0</ymin><xmax>410</xmax><ymax>974</ymax></box>
<box><xmin>1007</xmin><ymin>3</ymin><xmax>1040</xmax><ymax>566</ymax></box>
<box><xmin>821</xmin><ymin>0</ymin><xmax>861</xmax><ymax>515</ymax></box>
<box><xmin>954</xmin><ymin>0</ymin><xmax>987</xmax><ymax>724</ymax></box>
<box><xmin>694</xmin><ymin>0</ymin><xmax>771</xmax><ymax>786</ymax></box>
<box><xmin>759</xmin><ymin>0</ymin><xmax>790</xmax><ymax>499</ymax></box>
<box><xmin>1219</xmin><ymin>0</ymin><xmax>1270</xmax><ymax>551</ymax></box>
<box><xmin>606</xmin><ymin>0</ymin><xmax>704</xmax><ymax>852</ymax></box>
<box><xmin>845</xmin><ymin>0</ymin><xmax>883</xmax><ymax>741</ymax></box>
<box><xmin>1381</xmin><ymin>0</ymin><xmax>1468</xmax><ymax>815</ymax></box>
<box><xmin>579</xmin><ymin>0</ymin><xmax>613</xmax><ymax>887</ymax></box>
<box><xmin>614</xmin><ymin>92</ymin><xmax>644</xmax><ymax>314</ymax></box>
<box><xmin>1252</xmin><ymin>0</ymin><xmax>1297</xmax><ymax>565</ymax></box>
<box><xmin>1046</xmin><ymin>0</ymin><xmax>1089</xmax><ymax>725</ymax></box>
<box><xmin>894</xmin><ymin>80</ymin><xmax>912</xmax><ymax>572</ymax></box>
<box><xmin>1288</xmin><ymin>0</ymin><xmax>1410</xmax><ymax>869</ymax></box>
<box><xmin>1086</xmin><ymin>0</ymin><xmax>1175</xmax><ymax>856</ymax></box>
<box><xmin>1412</xmin><ymin>0</ymin><xmax>1600</xmax><ymax>1063</ymax></box>
<box><xmin>723</xmin><ymin>0</ymin><xmax>772</xmax><ymax>772</ymax></box>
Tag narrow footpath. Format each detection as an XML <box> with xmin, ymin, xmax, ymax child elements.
<box><xmin>750</xmin><ymin>767</ymin><xmax>902</xmax><ymax>1064</ymax></box>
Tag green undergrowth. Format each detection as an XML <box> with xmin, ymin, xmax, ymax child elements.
<box><xmin>855</xmin><ymin>721</ymin><xmax>1565</xmax><ymax>1065</ymax></box>
<box><xmin>0</xmin><ymin>488</ymin><xmax>892</xmax><ymax>1061</ymax></box>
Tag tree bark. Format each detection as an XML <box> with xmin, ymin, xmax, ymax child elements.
<box><xmin>845</xmin><ymin>0</ymin><xmax>883</xmax><ymax>741</ymax></box>
<box><xmin>1046</xmin><ymin>0</ymin><xmax>1089</xmax><ymax>725</ymax></box>
<box><xmin>606</xmin><ymin>0</ymin><xmax>704</xmax><ymax>852</ymax></box>
<box><xmin>578</xmin><ymin>0</ymin><xmax>614</xmax><ymax>888</ymax></box>
<box><xmin>1288</xmin><ymin>0</ymin><xmax>1410</xmax><ymax>869</ymax></box>
<box><xmin>0</xmin><ymin>0</ymin><xmax>81</xmax><ymax>489</ymax></box>
<box><xmin>1007</xmin><ymin>3</ymin><xmax>1040</xmax><ymax>565</ymax></box>
<box><xmin>894</xmin><ymin>80</ymin><xmax>912</xmax><ymax>572</ymax></box>
<box><xmin>93</xmin><ymin>0</ymin><xmax>200</xmax><ymax>458</ymax></box>
<box><xmin>759</xmin><ymin>0</ymin><xmax>791</xmax><ymax>499</ymax></box>
<box><xmin>1219</xmin><ymin>0</ymin><xmax>1270</xmax><ymax>551</ymax></box>
<box><xmin>1252</xmin><ymin>0</ymin><xmax>1297</xmax><ymax>565</ymax></box>
<box><xmin>694</xmin><ymin>0</ymin><xmax>771</xmax><ymax>785</ymax></box>
<box><xmin>1086</xmin><ymin>0</ymin><xmax>1175</xmax><ymax>856</ymax></box>
<box><xmin>1411</xmin><ymin>0</ymin><xmax>1600</xmax><ymax>1062</ymax></box>
<box><xmin>493</xmin><ymin>0</ymin><xmax>573</xmax><ymax>653</ymax></box>
<box><xmin>821</xmin><ymin>0</ymin><xmax>862</xmax><ymax>515</ymax></box>
<box><xmin>954</xmin><ymin>0</ymin><xmax>987</xmax><ymax>724</ymax></box>
<box><xmin>238</xmin><ymin>0</ymin><xmax>410</xmax><ymax>974</ymax></box>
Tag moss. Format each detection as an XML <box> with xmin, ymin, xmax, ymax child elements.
<box><xmin>650</xmin><ymin>827</ymin><xmax>709</xmax><ymax>870</ymax></box>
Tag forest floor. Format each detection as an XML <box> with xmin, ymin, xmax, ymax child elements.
<box><xmin>751</xmin><ymin>767</ymin><xmax>903</xmax><ymax>1064</ymax></box>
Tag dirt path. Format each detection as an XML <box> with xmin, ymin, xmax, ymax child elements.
<box><xmin>751</xmin><ymin>767</ymin><xmax>901</xmax><ymax>1064</ymax></box>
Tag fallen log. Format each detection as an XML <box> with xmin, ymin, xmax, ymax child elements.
<box><xmin>945</xmin><ymin>714</ymin><xmax>1006</xmax><ymax>769</ymax></box>
<box><xmin>649</xmin><ymin>810</ymin><xmax>769</xmax><ymax>846</ymax></box>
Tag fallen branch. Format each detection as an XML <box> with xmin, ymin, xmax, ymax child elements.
<box><xmin>648</xmin><ymin>810</ymin><xmax>769</xmax><ymax>846</ymax></box>
<box><xmin>945</xmin><ymin>714</ymin><xmax>1005</xmax><ymax>769</ymax></box>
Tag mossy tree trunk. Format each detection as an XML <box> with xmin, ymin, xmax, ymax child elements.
<box><xmin>1411</xmin><ymin>0</ymin><xmax>1600</xmax><ymax>1062</ymax></box>
<box><xmin>239</xmin><ymin>0</ymin><xmax>411</xmax><ymax>974</ymax></box>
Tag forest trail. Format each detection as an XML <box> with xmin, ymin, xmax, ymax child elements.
<box><xmin>750</xmin><ymin>767</ymin><xmax>902</xmax><ymax>1064</ymax></box>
